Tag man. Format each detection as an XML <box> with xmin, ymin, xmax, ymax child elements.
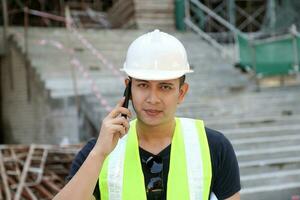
<box><xmin>54</xmin><ymin>30</ymin><xmax>240</xmax><ymax>200</ymax></box>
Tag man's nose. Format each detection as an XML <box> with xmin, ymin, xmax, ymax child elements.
<box><xmin>146</xmin><ymin>89</ymin><xmax>160</xmax><ymax>104</ymax></box>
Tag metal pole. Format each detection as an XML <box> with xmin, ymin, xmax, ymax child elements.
<box><xmin>65</xmin><ymin>6</ymin><xmax>80</xmax><ymax>114</ymax></box>
<box><xmin>227</xmin><ymin>0</ymin><xmax>235</xmax><ymax>42</ymax></box>
<box><xmin>24</xmin><ymin>7</ymin><xmax>31</xmax><ymax>102</ymax></box>
<box><xmin>267</xmin><ymin>0</ymin><xmax>276</xmax><ymax>32</ymax></box>
<box><xmin>291</xmin><ymin>25</ymin><xmax>299</xmax><ymax>75</ymax></box>
<box><xmin>184</xmin><ymin>0</ymin><xmax>191</xmax><ymax>20</ymax></box>
<box><xmin>1</xmin><ymin>0</ymin><xmax>9</xmax><ymax>54</ymax></box>
<box><xmin>24</xmin><ymin>7</ymin><xmax>29</xmax><ymax>56</ymax></box>
<box><xmin>227</xmin><ymin>0</ymin><xmax>235</xmax><ymax>26</ymax></box>
<box><xmin>175</xmin><ymin>0</ymin><xmax>186</xmax><ymax>31</ymax></box>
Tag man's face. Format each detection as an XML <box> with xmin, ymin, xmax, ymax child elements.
<box><xmin>128</xmin><ymin>78</ymin><xmax>189</xmax><ymax>127</ymax></box>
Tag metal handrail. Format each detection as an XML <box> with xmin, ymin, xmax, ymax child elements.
<box><xmin>253</xmin><ymin>34</ymin><xmax>293</xmax><ymax>45</ymax></box>
<box><xmin>185</xmin><ymin>18</ymin><xmax>227</xmax><ymax>54</ymax></box>
<box><xmin>184</xmin><ymin>0</ymin><xmax>240</xmax><ymax>59</ymax></box>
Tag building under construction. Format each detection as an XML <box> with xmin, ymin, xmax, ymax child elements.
<box><xmin>1</xmin><ymin>0</ymin><xmax>300</xmax><ymax>199</ymax></box>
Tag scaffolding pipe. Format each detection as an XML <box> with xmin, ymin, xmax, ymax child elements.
<box><xmin>189</xmin><ymin>0</ymin><xmax>240</xmax><ymax>34</ymax></box>
<box><xmin>227</xmin><ymin>0</ymin><xmax>236</xmax><ymax>27</ymax></box>
<box><xmin>1</xmin><ymin>0</ymin><xmax>9</xmax><ymax>54</ymax></box>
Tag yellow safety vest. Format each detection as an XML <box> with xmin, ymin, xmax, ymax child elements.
<box><xmin>99</xmin><ymin>117</ymin><xmax>212</xmax><ymax>200</ymax></box>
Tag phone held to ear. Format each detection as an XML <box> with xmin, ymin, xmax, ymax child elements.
<box><xmin>121</xmin><ymin>80</ymin><xmax>131</xmax><ymax>118</ymax></box>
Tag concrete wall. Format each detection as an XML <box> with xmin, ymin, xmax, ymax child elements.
<box><xmin>0</xmin><ymin>39</ymin><xmax>79</xmax><ymax>144</ymax></box>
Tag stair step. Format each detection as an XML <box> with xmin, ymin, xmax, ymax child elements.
<box><xmin>242</xmin><ymin>169</ymin><xmax>300</xmax><ymax>181</ymax></box>
<box><xmin>223</xmin><ymin>124</ymin><xmax>300</xmax><ymax>136</ymax></box>
<box><xmin>205</xmin><ymin>114</ymin><xmax>300</xmax><ymax>130</ymax></box>
<box><xmin>241</xmin><ymin>169</ymin><xmax>300</xmax><ymax>188</ymax></box>
<box><xmin>239</xmin><ymin>156</ymin><xmax>300</xmax><ymax>169</ymax></box>
<box><xmin>237</xmin><ymin>145</ymin><xmax>300</xmax><ymax>161</ymax></box>
<box><xmin>241</xmin><ymin>182</ymin><xmax>300</xmax><ymax>200</ymax></box>
<box><xmin>232</xmin><ymin>135</ymin><xmax>300</xmax><ymax>151</ymax></box>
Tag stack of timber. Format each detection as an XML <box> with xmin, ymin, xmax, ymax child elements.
<box><xmin>134</xmin><ymin>0</ymin><xmax>175</xmax><ymax>30</ymax></box>
<box><xmin>107</xmin><ymin>0</ymin><xmax>175</xmax><ymax>30</ymax></box>
<box><xmin>107</xmin><ymin>0</ymin><xmax>135</xmax><ymax>28</ymax></box>
<box><xmin>71</xmin><ymin>9</ymin><xmax>110</xmax><ymax>29</ymax></box>
<box><xmin>0</xmin><ymin>144</ymin><xmax>81</xmax><ymax>200</ymax></box>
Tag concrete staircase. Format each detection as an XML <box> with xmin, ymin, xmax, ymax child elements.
<box><xmin>8</xmin><ymin>27</ymin><xmax>300</xmax><ymax>199</ymax></box>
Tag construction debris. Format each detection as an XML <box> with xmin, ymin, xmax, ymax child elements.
<box><xmin>0</xmin><ymin>144</ymin><xmax>82</xmax><ymax>200</ymax></box>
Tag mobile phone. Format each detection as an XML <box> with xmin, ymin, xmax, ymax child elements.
<box><xmin>121</xmin><ymin>80</ymin><xmax>131</xmax><ymax>118</ymax></box>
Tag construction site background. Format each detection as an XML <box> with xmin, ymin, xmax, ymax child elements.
<box><xmin>1</xmin><ymin>0</ymin><xmax>300</xmax><ymax>199</ymax></box>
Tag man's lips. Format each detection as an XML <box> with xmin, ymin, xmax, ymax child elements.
<box><xmin>143</xmin><ymin>109</ymin><xmax>162</xmax><ymax>116</ymax></box>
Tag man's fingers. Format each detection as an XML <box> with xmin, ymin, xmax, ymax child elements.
<box><xmin>111</xmin><ymin>124</ymin><xmax>126</xmax><ymax>136</ymax></box>
<box><xmin>112</xmin><ymin>117</ymin><xmax>129</xmax><ymax>128</ymax></box>
<box><xmin>116</xmin><ymin>97</ymin><xmax>126</xmax><ymax>108</ymax></box>
<box><xmin>108</xmin><ymin>98</ymin><xmax>125</xmax><ymax>117</ymax></box>
<box><xmin>109</xmin><ymin>107</ymin><xmax>131</xmax><ymax>119</ymax></box>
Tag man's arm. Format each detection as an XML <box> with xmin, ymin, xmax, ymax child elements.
<box><xmin>66</xmin><ymin>139</ymin><xmax>100</xmax><ymax>199</ymax></box>
<box><xmin>206</xmin><ymin>128</ymin><xmax>241</xmax><ymax>200</ymax></box>
<box><xmin>225</xmin><ymin>192</ymin><xmax>240</xmax><ymax>200</ymax></box>
<box><xmin>53</xmin><ymin>148</ymin><xmax>106</xmax><ymax>200</ymax></box>
<box><xmin>53</xmin><ymin>98</ymin><xmax>131</xmax><ymax>200</ymax></box>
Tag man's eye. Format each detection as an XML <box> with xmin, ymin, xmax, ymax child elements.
<box><xmin>161</xmin><ymin>85</ymin><xmax>172</xmax><ymax>90</ymax></box>
<box><xmin>138</xmin><ymin>83</ymin><xmax>148</xmax><ymax>88</ymax></box>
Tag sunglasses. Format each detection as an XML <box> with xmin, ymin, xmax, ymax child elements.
<box><xmin>143</xmin><ymin>155</ymin><xmax>164</xmax><ymax>198</ymax></box>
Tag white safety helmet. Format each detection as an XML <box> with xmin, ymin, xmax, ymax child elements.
<box><xmin>121</xmin><ymin>29</ymin><xmax>193</xmax><ymax>80</ymax></box>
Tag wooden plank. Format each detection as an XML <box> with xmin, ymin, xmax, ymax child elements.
<box><xmin>0</xmin><ymin>144</ymin><xmax>80</xmax><ymax>199</ymax></box>
<box><xmin>25</xmin><ymin>188</ymin><xmax>38</xmax><ymax>200</ymax></box>
<box><xmin>14</xmin><ymin>145</ymin><xmax>35</xmax><ymax>200</ymax></box>
<box><xmin>32</xmin><ymin>184</ymin><xmax>54</xmax><ymax>199</ymax></box>
<box><xmin>41</xmin><ymin>177</ymin><xmax>62</xmax><ymax>193</ymax></box>
<box><xmin>0</xmin><ymin>151</ymin><xmax>11</xmax><ymax>200</ymax></box>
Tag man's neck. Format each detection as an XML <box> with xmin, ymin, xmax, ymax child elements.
<box><xmin>136</xmin><ymin>118</ymin><xmax>176</xmax><ymax>154</ymax></box>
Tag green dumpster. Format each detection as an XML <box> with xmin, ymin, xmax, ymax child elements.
<box><xmin>236</xmin><ymin>33</ymin><xmax>299</xmax><ymax>78</ymax></box>
<box><xmin>253</xmin><ymin>36</ymin><xmax>296</xmax><ymax>77</ymax></box>
<box><xmin>236</xmin><ymin>33</ymin><xmax>253</xmax><ymax>72</ymax></box>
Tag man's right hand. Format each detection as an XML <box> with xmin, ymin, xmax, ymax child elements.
<box><xmin>93</xmin><ymin>97</ymin><xmax>132</xmax><ymax>158</ymax></box>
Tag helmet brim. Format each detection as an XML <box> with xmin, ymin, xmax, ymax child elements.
<box><xmin>121</xmin><ymin>69</ymin><xmax>193</xmax><ymax>80</ymax></box>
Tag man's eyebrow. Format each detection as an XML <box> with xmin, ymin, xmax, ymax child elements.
<box><xmin>159</xmin><ymin>82</ymin><xmax>174</xmax><ymax>86</ymax></box>
<box><xmin>135</xmin><ymin>80</ymin><xmax>174</xmax><ymax>85</ymax></box>
<box><xmin>135</xmin><ymin>79</ymin><xmax>149</xmax><ymax>83</ymax></box>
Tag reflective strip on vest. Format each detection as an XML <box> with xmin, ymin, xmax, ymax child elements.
<box><xmin>181</xmin><ymin>118</ymin><xmax>211</xmax><ymax>199</ymax></box>
<box><xmin>99</xmin><ymin>118</ymin><xmax>212</xmax><ymax>200</ymax></box>
<box><xmin>99</xmin><ymin>135</ymin><xmax>128</xmax><ymax>200</ymax></box>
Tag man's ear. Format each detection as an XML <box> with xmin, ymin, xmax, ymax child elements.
<box><xmin>124</xmin><ymin>78</ymin><xmax>132</xmax><ymax>100</ymax></box>
<box><xmin>178</xmin><ymin>83</ymin><xmax>189</xmax><ymax>104</ymax></box>
<box><xmin>124</xmin><ymin>78</ymin><xmax>130</xmax><ymax>86</ymax></box>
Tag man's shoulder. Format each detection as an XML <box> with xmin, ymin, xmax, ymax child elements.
<box><xmin>205</xmin><ymin>127</ymin><xmax>228</xmax><ymax>143</ymax></box>
<box><xmin>81</xmin><ymin>138</ymin><xmax>97</xmax><ymax>153</ymax></box>
<box><xmin>75</xmin><ymin>138</ymin><xmax>97</xmax><ymax>160</ymax></box>
<box><xmin>204</xmin><ymin>127</ymin><xmax>235</xmax><ymax>153</ymax></box>
<box><xmin>204</xmin><ymin>128</ymin><xmax>241</xmax><ymax>198</ymax></box>
<box><xmin>66</xmin><ymin>138</ymin><xmax>97</xmax><ymax>181</ymax></box>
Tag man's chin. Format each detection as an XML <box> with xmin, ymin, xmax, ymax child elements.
<box><xmin>137</xmin><ymin>115</ymin><xmax>164</xmax><ymax>127</ymax></box>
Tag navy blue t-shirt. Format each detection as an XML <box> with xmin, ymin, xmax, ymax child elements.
<box><xmin>66</xmin><ymin>127</ymin><xmax>241</xmax><ymax>200</ymax></box>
